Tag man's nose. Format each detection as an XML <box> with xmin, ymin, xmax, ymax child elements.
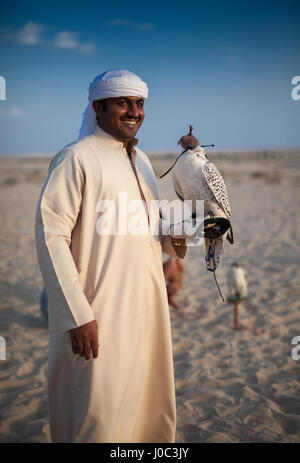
<box><xmin>127</xmin><ymin>102</ymin><xmax>140</xmax><ymax>118</ymax></box>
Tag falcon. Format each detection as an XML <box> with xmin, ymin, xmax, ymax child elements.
<box><xmin>162</xmin><ymin>126</ymin><xmax>234</xmax><ymax>275</ymax></box>
<box><xmin>227</xmin><ymin>262</ymin><xmax>248</xmax><ymax>300</ymax></box>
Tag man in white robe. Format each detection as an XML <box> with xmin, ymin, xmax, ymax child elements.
<box><xmin>35</xmin><ymin>70</ymin><xmax>186</xmax><ymax>443</ymax></box>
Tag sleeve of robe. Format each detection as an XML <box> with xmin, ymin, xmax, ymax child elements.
<box><xmin>35</xmin><ymin>147</ymin><xmax>95</xmax><ymax>332</ymax></box>
<box><xmin>137</xmin><ymin>149</ymin><xmax>186</xmax><ymax>259</ymax></box>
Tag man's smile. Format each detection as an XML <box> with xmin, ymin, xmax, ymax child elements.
<box><xmin>121</xmin><ymin>118</ymin><xmax>141</xmax><ymax>129</ymax></box>
<box><xmin>121</xmin><ymin>118</ymin><xmax>140</xmax><ymax>128</ymax></box>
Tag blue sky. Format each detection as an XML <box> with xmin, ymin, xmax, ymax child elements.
<box><xmin>0</xmin><ymin>0</ymin><xmax>299</xmax><ymax>154</ymax></box>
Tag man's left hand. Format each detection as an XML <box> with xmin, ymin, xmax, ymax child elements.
<box><xmin>69</xmin><ymin>320</ymin><xmax>99</xmax><ymax>360</ymax></box>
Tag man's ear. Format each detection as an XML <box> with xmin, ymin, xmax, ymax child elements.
<box><xmin>92</xmin><ymin>100</ymin><xmax>101</xmax><ymax>115</ymax></box>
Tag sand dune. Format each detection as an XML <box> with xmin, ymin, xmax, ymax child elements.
<box><xmin>0</xmin><ymin>152</ymin><xmax>299</xmax><ymax>443</ymax></box>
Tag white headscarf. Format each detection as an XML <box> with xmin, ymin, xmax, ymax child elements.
<box><xmin>78</xmin><ymin>69</ymin><xmax>148</xmax><ymax>139</ymax></box>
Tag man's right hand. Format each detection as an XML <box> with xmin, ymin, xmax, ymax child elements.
<box><xmin>69</xmin><ymin>320</ymin><xmax>99</xmax><ymax>360</ymax></box>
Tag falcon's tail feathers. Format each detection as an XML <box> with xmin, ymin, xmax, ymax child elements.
<box><xmin>226</xmin><ymin>226</ymin><xmax>234</xmax><ymax>244</ymax></box>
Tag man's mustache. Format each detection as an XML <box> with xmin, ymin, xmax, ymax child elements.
<box><xmin>120</xmin><ymin>116</ymin><xmax>141</xmax><ymax>121</ymax></box>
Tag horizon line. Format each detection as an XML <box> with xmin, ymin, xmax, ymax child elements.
<box><xmin>0</xmin><ymin>147</ymin><xmax>300</xmax><ymax>157</ymax></box>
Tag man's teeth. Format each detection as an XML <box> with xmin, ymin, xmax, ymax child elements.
<box><xmin>122</xmin><ymin>120</ymin><xmax>137</xmax><ymax>126</ymax></box>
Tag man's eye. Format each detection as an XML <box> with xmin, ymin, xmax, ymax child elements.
<box><xmin>117</xmin><ymin>100</ymin><xmax>126</xmax><ymax>105</ymax></box>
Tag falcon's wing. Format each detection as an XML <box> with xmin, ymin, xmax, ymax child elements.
<box><xmin>203</xmin><ymin>161</ymin><xmax>231</xmax><ymax>219</ymax></box>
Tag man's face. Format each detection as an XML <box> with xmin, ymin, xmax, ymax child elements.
<box><xmin>93</xmin><ymin>96</ymin><xmax>145</xmax><ymax>141</ymax></box>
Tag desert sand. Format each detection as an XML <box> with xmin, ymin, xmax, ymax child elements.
<box><xmin>0</xmin><ymin>150</ymin><xmax>300</xmax><ymax>443</ymax></box>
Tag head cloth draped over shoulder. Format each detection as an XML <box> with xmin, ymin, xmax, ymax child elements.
<box><xmin>78</xmin><ymin>69</ymin><xmax>149</xmax><ymax>139</ymax></box>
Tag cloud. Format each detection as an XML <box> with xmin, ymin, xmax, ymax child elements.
<box><xmin>79</xmin><ymin>42</ymin><xmax>96</xmax><ymax>54</ymax></box>
<box><xmin>0</xmin><ymin>105</ymin><xmax>25</xmax><ymax>119</ymax></box>
<box><xmin>0</xmin><ymin>22</ymin><xmax>96</xmax><ymax>54</ymax></box>
<box><xmin>16</xmin><ymin>21</ymin><xmax>44</xmax><ymax>45</ymax></box>
<box><xmin>0</xmin><ymin>21</ymin><xmax>44</xmax><ymax>45</ymax></box>
<box><xmin>52</xmin><ymin>31</ymin><xmax>95</xmax><ymax>54</ymax></box>
<box><xmin>106</xmin><ymin>18</ymin><xmax>155</xmax><ymax>31</ymax></box>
